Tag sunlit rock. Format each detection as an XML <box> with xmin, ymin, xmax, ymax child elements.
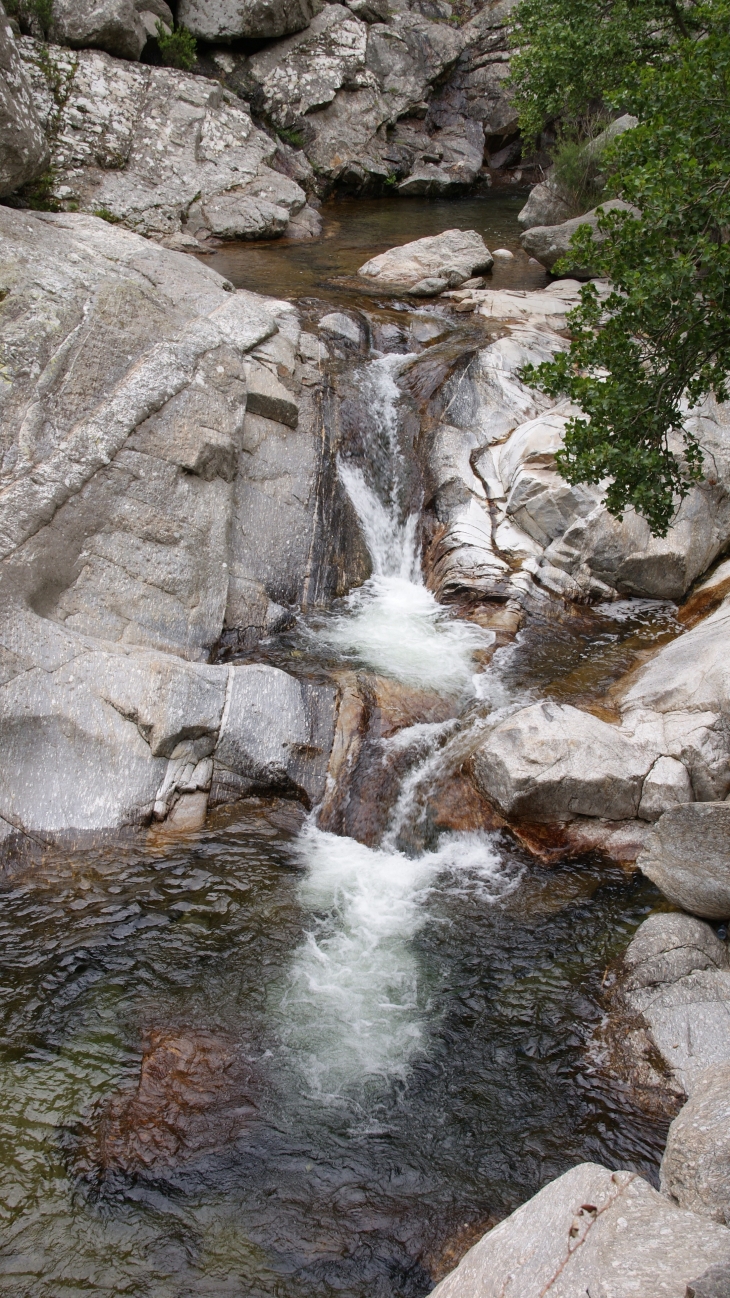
<box><xmin>430</xmin><ymin>1162</ymin><xmax>730</xmax><ymax>1298</ymax></box>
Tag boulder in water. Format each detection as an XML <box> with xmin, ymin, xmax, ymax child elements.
<box><xmin>638</xmin><ymin>803</ymin><xmax>730</xmax><ymax>919</ymax></box>
<box><xmin>358</xmin><ymin>229</ymin><xmax>493</xmax><ymax>290</ymax></box>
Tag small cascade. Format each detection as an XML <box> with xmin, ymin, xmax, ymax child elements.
<box><xmin>279</xmin><ymin>352</ymin><xmax>519</xmax><ymax>1097</ymax></box>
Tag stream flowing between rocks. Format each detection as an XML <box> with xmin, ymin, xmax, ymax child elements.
<box><xmin>0</xmin><ymin>196</ymin><xmax>678</xmax><ymax>1297</ymax></box>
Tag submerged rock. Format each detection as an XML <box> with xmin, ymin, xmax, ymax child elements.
<box><xmin>358</xmin><ymin>229</ymin><xmax>493</xmax><ymax>289</ymax></box>
<box><xmin>638</xmin><ymin>804</ymin><xmax>730</xmax><ymax>920</ymax></box>
<box><xmin>0</xmin><ymin>8</ymin><xmax>48</xmax><ymax>196</ymax></box>
<box><xmin>430</xmin><ymin>1162</ymin><xmax>730</xmax><ymax>1298</ymax></box>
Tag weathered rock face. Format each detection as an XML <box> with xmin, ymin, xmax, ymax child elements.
<box><xmin>661</xmin><ymin>1062</ymin><xmax>730</xmax><ymax>1226</ymax></box>
<box><xmin>178</xmin><ymin>0</ymin><xmax>320</xmax><ymax>40</ymax></box>
<box><xmin>358</xmin><ymin>228</ymin><xmax>493</xmax><ymax>290</ymax></box>
<box><xmin>687</xmin><ymin>1264</ymin><xmax>730</xmax><ymax>1298</ymax></box>
<box><xmin>521</xmin><ymin>199</ymin><xmax>638</xmax><ymax>276</ymax></box>
<box><xmin>430</xmin><ymin>1162</ymin><xmax>730</xmax><ymax>1298</ymax></box>
<box><xmin>471</xmin><ymin>700</ymin><xmax>655</xmax><ymax>822</ymax></box>
<box><xmin>51</xmin><ymin>0</ymin><xmax>147</xmax><ymax>59</ymax></box>
<box><xmin>608</xmin><ymin>913</ymin><xmax>730</xmax><ymax>1102</ymax></box>
<box><xmin>638</xmin><ymin>804</ymin><xmax>730</xmax><ymax>920</ymax></box>
<box><xmin>17</xmin><ymin>38</ymin><xmax>308</xmax><ymax>242</ymax></box>
<box><xmin>0</xmin><ymin>209</ymin><xmax>341</xmax><ymax>842</ymax></box>
<box><xmin>0</xmin><ymin>4</ymin><xmax>48</xmax><ymax>196</ymax></box>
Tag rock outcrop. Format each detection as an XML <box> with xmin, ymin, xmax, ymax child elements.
<box><xmin>637</xmin><ymin>804</ymin><xmax>730</xmax><ymax>920</ymax></box>
<box><xmin>430</xmin><ymin>1162</ymin><xmax>730</xmax><ymax>1298</ymax></box>
<box><xmin>0</xmin><ymin>208</ymin><xmax>342</xmax><ymax>845</ymax></box>
<box><xmin>51</xmin><ymin>0</ymin><xmax>148</xmax><ymax>60</ymax></box>
<box><xmin>17</xmin><ymin>37</ymin><xmax>310</xmax><ymax>242</ymax></box>
<box><xmin>0</xmin><ymin>4</ymin><xmax>48</xmax><ymax>195</ymax></box>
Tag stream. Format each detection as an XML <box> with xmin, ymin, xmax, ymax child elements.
<box><xmin>0</xmin><ymin>195</ymin><xmax>673</xmax><ymax>1297</ymax></box>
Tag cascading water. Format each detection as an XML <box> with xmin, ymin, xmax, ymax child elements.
<box><xmin>279</xmin><ymin>356</ymin><xmax>519</xmax><ymax>1097</ymax></box>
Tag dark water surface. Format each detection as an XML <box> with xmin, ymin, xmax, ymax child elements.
<box><xmin>0</xmin><ymin>805</ymin><xmax>666</xmax><ymax>1297</ymax></box>
<box><xmin>202</xmin><ymin>193</ymin><xmax>549</xmax><ymax>303</ymax></box>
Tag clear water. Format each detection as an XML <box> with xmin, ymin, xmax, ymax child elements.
<box><xmin>0</xmin><ymin>197</ymin><xmax>674</xmax><ymax>1297</ymax></box>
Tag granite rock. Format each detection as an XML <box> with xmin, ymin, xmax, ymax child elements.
<box><xmin>638</xmin><ymin>804</ymin><xmax>730</xmax><ymax>920</ymax></box>
<box><xmin>0</xmin><ymin>5</ymin><xmax>48</xmax><ymax>196</ymax></box>
<box><xmin>662</xmin><ymin>1062</ymin><xmax>730</xmax><ymax>1226</ymax></box>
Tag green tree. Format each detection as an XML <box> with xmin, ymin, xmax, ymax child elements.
<box><xmin>512</xmin><ymin>0</ymin><xmax>730</xmax><ymax>534</ymax></box>
<box><xmin>156</xmin><ymin>20</ymin><xmax>197</xmax><ymax>71</ymax></box>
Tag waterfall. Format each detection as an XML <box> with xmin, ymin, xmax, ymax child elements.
<box><xmin>278</xmin><ymin>354</ymin><xmax>518</xmax><ymax>1099</ymax></box>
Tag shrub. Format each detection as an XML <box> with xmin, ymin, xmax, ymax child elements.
<box><xmin>156</xmin><ymin>20</ymin><xmax>197</xmax><ymax>71</ymax></box>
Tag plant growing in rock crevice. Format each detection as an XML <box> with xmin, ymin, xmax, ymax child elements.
<box><xmin>155</xmin><ymin>20</ymin><xmax>197</xmax><ymax>71</ymax></box>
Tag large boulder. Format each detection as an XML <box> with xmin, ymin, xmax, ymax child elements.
<box><xmin>638</xmin><ymin>804</ymin><xmax>730</xmax><ymax>920</ymax></box>
<box><xmin>0</xmin><ymin>3</ymin><xmax>48</xmax><ymax>195</ymax></box>
<box><xmin>521</xmin><ymin>199</ymin><xmax>637</xmax><ymax>276</ymax></box>
<box><xmin>17</xmin><ymin>38</ymin><xmax>308</xmax><ymax>241</ymax></box>
<box><xmin>430</xmin><ymin>1162</ymin><xmax>730</xmax><ymax>1298</ymax></box>
<box><xmin>178</xmin><ymin>0</ymin><xmax>319</xmax><ymax>40</ymax></box>
<box><xmin>471</xmin><ymin>700</ymin><xmax>655</xmax><ymax>822</ymax></box>
<box><xmin>608</xmin><ymin>913</ymin><xmax>730</xmax><ymax>1101</ymax></box>
<box><xmin>662</xmin><ymin>1062</ymin><xmax>730</xmax><ymax>1226</ymax></box>
<box><xmin>52</xmin><ymin>0</ymin><xmax>148</xmax><ymax>60</ymax></box>
<box><xmin>0</xmin><ymin>209</ymin><xmax>340</xmax><ymax>842</ymax></box>
<box><xmin>358</xmin><ymin>228</ymin><xmax>493</xmax><ymax>290</ymax></box>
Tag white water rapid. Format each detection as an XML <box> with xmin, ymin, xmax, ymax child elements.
<box><xmin>278</xmin><ymin>354</ymin><xmax>520</xmax><ymax>1098</ymax></box>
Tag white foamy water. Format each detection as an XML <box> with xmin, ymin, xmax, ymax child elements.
<box><xmin>279</xmin><ymin>822</ymin><xmax>518</xmax><ymax>1096</ymax></box>
<box><xmin>277</xmin><ymin>352</ymin><xmax>522</xmax><ymax>1097</ymax></box>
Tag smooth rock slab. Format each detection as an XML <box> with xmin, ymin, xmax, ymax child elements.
<box><xmin>471</xmin><ymin>700</ymin><xmax>654</xmax><ymax>822</ymax></box>
<box><xmin>662</xmin><ymin>1062</ymin><xmax>730</xmax><ymax>1226</ymax></box>
<box><xmin>358</xmin><ymin>228</ymin><xmax>493</xmax><ymax>289</ymax></box>
<box><xmin>430</xmin><ymin>1162</ymin><xmax>730</xmax><ymax>1298</ymax></box>
<box><xmin>638</xmin><ymin>803</ymin><xmax>730</xmax><ymax>919</ymax></box>
<box><xmin>0</xmin><ymin>8</ymin><xmax>48</xmax><ymax>195</ymax></box>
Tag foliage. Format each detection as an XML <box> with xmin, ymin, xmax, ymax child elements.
<box><xmin>155</xmin><ymin>20</ymin><xmax>197</xmax><ymax>71</ymax></box>
<box><xmin>509</xmin><ymin>0</ymin><xmax>703</xmax><ymax>148</ymax></box>
<box><xmin>93</xmin><ymin>207</ymin><xmax>122</xmax><ymax>224</ymax></box>
<box><xmin>17</xmin><ymin>168</ymin><xmax>61</xmax><ymax>210</ymax></box>
<box><xmin>276</xmin><ymin>125</ymin><xmax>306</xmax><ymax>149</ymax></box>
<box><xmin>549</xmin><ymin>120</ymin><xmax>613</xmax><ymax>215</ymax></box>
<box><xmin>521</xmin><ymin>6</ymin><xmax>730</xmax><ymax>535</ymax></box>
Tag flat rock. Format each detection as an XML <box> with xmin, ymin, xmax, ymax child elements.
<box><xmin>358</xmin><ymin>228</ymin><xmax>493</xmax><ymax>289</ymax></box>
<box><xmin>0</xmin><ymin>9</ymin><xmax>48</xmax><ymax>195</ymax></box>
<box><xmin>471</xmin><ymin>700</ymin><xmax>655</xmax><ymax>822</ymax></box>
<box><xmin>430</xmin><ymin>1162</ymin><xmax>730</xmax><ymax>1298</ymax></box>
<box><xmin>662</xmin><ymin>1062</ymin><xmax>730</xmax><ymax>1226</ymax></box>
<box><xmin>638</xmin><ymin>803</ymin><xmax>730</xmax><ymax>919</ymax></box>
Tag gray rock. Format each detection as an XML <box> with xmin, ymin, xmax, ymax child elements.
<box><xmin>409</xmin><ymin>276</ymin><xmax>448</xmax><ymax>296</ymax></box>
<box><xmin>472</xmin><ymin>700</ymin><xmax>655</xmax><ymax>822</ymax></box>
<box><xmin>358</xmin><ymin>228</ymin><xmax>493</xmax><ymax>288</ymax></box>
<box><xmin>618</xmin><ymin>914</ymin><xmax>730</xmax><ymax>1098</ymax></box>
<box><xmin>662</xmin><ymin>1062</ymin><xmax>730</xmax><ymax>1225</ymax></box>
<box><xmin>52</xmin><ymin>0</ymin><xmax>147</xmax><ymax>59</ymax></box>
<box><xmin>430</xmin><ymin>1162</ymin><xmax>730</xmax><ymax>1298</ymax></box>
<box><xmin>638</xmin><ymin>804</ymin><xmax>730</xmax><ymax>920</ymax></box>
<box><xmin>213</xmin><ymin>664</ymin><xmax>336</xmax><ymax>805</ymax></box>
<box><xmin>244</xmin><ymin>361</ymin><xmax>300</xmax><ymax>427</ymax></box>
<box><xmin>687</xmin><ymin>1263</ymin><xmax>730</xmax><ymax>1297</ymax></box>
<box><xmin>521</xmin><ymin>199</ymin><xmax>637</xmax><ymax>276</ymax></box>
<box><xmin>178</xmin><ymin>0</ymin><xmax>319</xmax><ymax>40</ymax></box>
<box><xmin>18</xmin><ymin>39</ymin><xmax>306</xmax><ymax>241</ymax></box>
<box><xmin>639</xmin><ymin>756</ymin><xmax>694</xmax><ymax>822</ymax></box>
<box><xmin>0</xmin><ymin>4</ymin><xmax>48</xmax><ymax>196</ymax></box>
<box><xmin>319</xmin><ymin>312</ymin><xmax>363</xmax><ymax>346</ymax></box>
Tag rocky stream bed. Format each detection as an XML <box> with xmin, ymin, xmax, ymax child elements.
<box><xmin>2</xmin><ymin>11</ymin><xmax>730</xmax><ymax>1287</ymax></box>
